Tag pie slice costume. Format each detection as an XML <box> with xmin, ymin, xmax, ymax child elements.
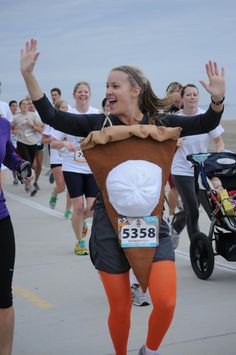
<box><xmin>81</xmin><ymin>124</ymin><xmax>181</xmax><ymax>292</ymax></box>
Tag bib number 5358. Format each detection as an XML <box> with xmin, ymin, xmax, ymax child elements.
<box><xmin>118</xmin><ymin>216</ymin><xmax>159</xmax><ymax>248</ymax></box>
<box><xmin>121</xmin><ymin>227</ymin><xmax>156</xmax><ymax>239</ymax></box>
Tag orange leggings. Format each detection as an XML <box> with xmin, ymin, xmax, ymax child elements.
<box><xmin>99</xmin><ymin>260</ymin><xmax>176</xmax><ymax>355</ymax></box>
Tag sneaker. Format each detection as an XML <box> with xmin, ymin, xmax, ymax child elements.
<box><xmin>33</xmin><ymin>182</ymin><xmax>40</xmax><ymax>190</ymax></box>
<box><xmin>138</xmin><ymin>345</ymin><xmax>160</xmax><ymax>355</ymax></box>
<box><xmin>49</xmin><ymin>172</ymin><xmax>54</xmax><ymax>184</ymax></box>
<box><xmin>166</xmin><ymin>215</ymin><xmax>180</xmax><ymax>250</ymax></box>
<box><xmin>74</xmin><ymin>239</ymin><xmax>89</xmax><ymax>255</ymax></box>
<box><xmin>82</xmin><ymin>221</ymin><xmax>88</xmax><ymax>238</ymax></box>
<box><xmin>131</xmin><ymin>284</ymin><xmax>150</xmax><ymax>306</ymax></box>
<box><xmin>30</xmin><ymin>188</ymin><xmax>37</xmax><ymax>197</ymax></box>
<box><xmin>171</xmin><ymin>226</ymin><xmax>180</xmax><ymax>249</ymax></box>
<box><xmin>64</xmin><ymin>209</ymin><xmax>72</xmax><ymax>219</ymax></box>
<box><xmin>49</xmin><ymin>194</ymin><xmax>57</xmax><ymax>209</ymax></box>
<box><xmin>13</xmin><ymin>178</ymin><xmax>19</xmax><ymax>185</ymax></box>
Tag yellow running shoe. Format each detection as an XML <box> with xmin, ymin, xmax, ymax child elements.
<box><xmin>74</xmin><ymin>239</ymin><xmax>89</xmax><ymax>256</ymax></box>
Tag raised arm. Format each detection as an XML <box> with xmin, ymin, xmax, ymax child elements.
<box><xmin>199</xmin><ymin>60</ymin><xmax>225</xmax><ymax>113</ymax></box>
<box><xmin>20</xmin><ymin>39</ymin><xmax>43</xmax><ymax>101</ymax></box>
<box><xmin>20</xmin><ymin>39</ymin><xmax>103</xmax><ymax>137</ymax></box>
<box><xmin>161</xmin><ymin>60</ymin><xmax>225</xmax><ymax>135</ymax></box>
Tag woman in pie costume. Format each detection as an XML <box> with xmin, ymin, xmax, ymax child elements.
<box><xmin>20</xmin><ymin>39</ymin><xmax>225</xmax><ymax>355</ymax></box>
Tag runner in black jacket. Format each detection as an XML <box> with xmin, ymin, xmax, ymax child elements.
<box><xmin>20</xmin><ymin>39</ymin><xmax>225</xmax><ymax>355</ymax></box>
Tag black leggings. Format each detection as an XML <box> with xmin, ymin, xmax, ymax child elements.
<box><xmin>0</xmin><ymin>216</ymin><xmax>15</xmax><ymax>308</ymax></box>
<box><xmin>17</xmin><ymin>141</ymin><xmax>38</xmax><ymax>166</ymax></box>
<box><xmin>172</xmin><ymin>174</ymin><xmax>200</xmax><ymax>241</ymax></box>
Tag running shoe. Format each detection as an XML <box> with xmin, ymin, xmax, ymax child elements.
<box><xmin>171</xmin><ymin>227</ymin><xmax>180</xmax><ymax>250</ymax></box>
<box><xmin>82</xmin><ymin>221</ymin><xmax>88</xmax><ymax>238</ymax></box>
<box><xmin>49</xmin><ymin>194</ymin><xmax>57</xmax><ymax>209</ymax></box>
<box><xmin>138</xmin><ymin>345</ymin><xmax>160</xmax><ymax>355</ymax></box>
<box><xmin>64</xmin><ymin>209</ymin><xmax>72</xmax><ymax>219</ymax></box>
<box><xmin>33</xmin><ymin>182</ymin><xmax>40</xmax><ymax>190</ymax></box>
<box><xmin>49</xmin><ymin>172</ymin><xmax>54</xmax><ymax>184</ymax></box>
<box><xmin>30</xmin><ymin>188</ymin><xmax>37</xmax><ymax>197</ymax></box>
<box><xmin>13</xmin><ymin>178</ymin><xmax>19</xmax><ymax>185</ymax></box>
<box><xmin>131</xmin><ymin>284</ymin><xmax>150</xmax><ymax>306</ymax></box>
<box><xmin>166</xmin><ymin>215</ymin><xmax>180</xmax><ymax>250</ymax></box>
<box><xmin>74</xmin><ymin>239</ymin><xmax>89</xmax><ymax>256</ymax></box>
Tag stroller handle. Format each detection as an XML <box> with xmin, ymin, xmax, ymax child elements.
<box><xmin>187</xmin><ymin>153</ymin><xmax>211</xmax><ymax>165</ymax></box>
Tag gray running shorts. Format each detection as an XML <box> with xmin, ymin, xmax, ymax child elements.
<box><xmin>89</xmin><ymin>198</ymin><xmax>175</xmax><ymax>274</ymax></box>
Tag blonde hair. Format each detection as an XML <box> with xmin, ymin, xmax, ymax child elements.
<box><xmin>73</xmin><ymin>81</ymin><xmax>91</xmax><ymax>96</ymax></box>
<box><xmin>54</xmin><ymin>99</ymin><xmax>68</xmax><ymax>110</ymax></box>
<box><xmin>165</xmin><ymin>82</ymin><xmax>183</xmax><ymax>96</ymax></box>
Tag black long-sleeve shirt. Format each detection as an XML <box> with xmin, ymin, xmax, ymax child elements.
<box><xmin>33</xmin><ymin>95</ymin><xmax>223</xmax><ymax>237</ymax></box>
<box><xmin>33</xmin><ymin>95</ymin><xmax>223</xmax><ymax>137</ymax></box>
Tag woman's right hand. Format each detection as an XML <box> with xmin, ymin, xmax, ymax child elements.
<box><xmin>20</xmin><ymin>39</ymin><xmax>40</xmax><ymax>75</ymax></box>
<box><xmin>20</xmin><ymin>39</ymin><xmax>44</xmax><ymax>101</ymax></box>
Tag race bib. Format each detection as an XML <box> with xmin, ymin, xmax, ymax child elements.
<box><xmin>118</xmin><ymin>216</ymin><xmax>159</xmax><ymax>248</ymax></box>
<box><xmin>24</xmin><ymin>128</ymin><xmax>34</xmax><ymax>137</ymax></box>
<box><xmin>74</xmin><ymin>149</ymin><xmax>86</xmax><ymax>163</ymax></box>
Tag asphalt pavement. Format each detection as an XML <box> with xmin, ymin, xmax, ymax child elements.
<box><xmin>3</xmin><ymin>168</ymin><xmax>236</xmax><ymax>355</ymax></box>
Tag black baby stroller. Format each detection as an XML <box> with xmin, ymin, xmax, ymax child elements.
<box><xmin>187</xmin><ymin>151</ymin><xmax>236</xmax><ymax>280</ymax></box>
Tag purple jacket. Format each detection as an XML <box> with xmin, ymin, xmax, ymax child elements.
<box><xmin>0</xmin><ymin>117</ymin><xmax>24</xmax><ymax>220</ymax></box>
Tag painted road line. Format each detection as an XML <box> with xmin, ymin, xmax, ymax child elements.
<box><xmin>5</xmin><ymin>191</ymin><xmax>64</xmax><ymax>219</ymax></box>
<box><xmin>13</xmin><ymin>284</ymin><xmax>54</xmax><ymax>309</ymax></box>
<box><xmin>5</xmin><ymin>190</ymin><xmax>92</xmax><ymax>226</ymax></box>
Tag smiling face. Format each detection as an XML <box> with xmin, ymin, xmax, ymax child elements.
<box><xmin>106</xmin><ymin>70</ymin><xmax>140</xmax><ymax>118</ymax></box>
<box><xmin>73</xmin><ymin>83</ymin><xmax>91</xmax><ymax>107</ymax></box>
<box><xmin>182</xmin><ymin>85</ymin><xmax>199</xmax><ymax>113</ymax></box>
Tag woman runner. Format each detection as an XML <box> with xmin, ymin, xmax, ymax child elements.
<box><xmin>20</xmin><ymin>39</ymin><xmax>225</xmax><ymax>355</ymax></box>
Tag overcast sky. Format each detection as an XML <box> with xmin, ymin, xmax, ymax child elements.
<box><xmin>1</xmin><ymin>0</ymin><xmax>236</xmax><ymax>118</ymax></box>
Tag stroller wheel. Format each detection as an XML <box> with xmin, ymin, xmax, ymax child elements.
<box><xmin>190</xmin><ymin>232</ymin><xmax>214</xmax><ymax>280</ymax></box>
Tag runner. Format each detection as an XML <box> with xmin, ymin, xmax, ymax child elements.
<box><xmin>41</xmin><ymin>99</ymin><xmax>72</xmax><ymax>217</ymax></box>
<box><xmin>20</xmin><ymin>39</ymin><xmax>225</xmax><ymax>355</ymax></box>
<box><xmin>50</xmin><ymin>84</ymin><xmax>100</xmax><ymax>255</ymax></box>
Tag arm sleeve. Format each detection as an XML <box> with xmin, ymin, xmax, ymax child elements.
<box><xmin>161</xmin><ymin>105</ymin><xmax>224</xmax><ymax>137</ymax></box>
<box><xmin>33</xmin><ymin>95</ymin><xmax>102</xmax><ymax>137</ymax></box>
<box><xmin>3</xmin><ymin>139</ymin><xmax>25</xmax><ymax>171</ymax></box>
<box><xmin>208</xmin><ymin>124</ymin><xmax>224</xmax><ymax>138</ymax></box>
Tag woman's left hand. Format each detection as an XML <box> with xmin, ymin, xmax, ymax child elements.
<box><xmin>199</xmin><ymin>61</ymin><xmax>225</xmax><ymax>101</ymax></box>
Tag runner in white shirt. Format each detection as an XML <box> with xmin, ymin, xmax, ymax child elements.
<box><xmin>41</xmin><ymin>100</ymin><xmax>72</xmax><ymax>217</ymax></box>
<box><xmin>171</xmin><ymin>84</ymin><xmax>224</xmax><ymax>242</ymax></box>
<box><xmin>51</xmin><ymin>82</ymin><xmax>100</xmax><ymax>255</ymax></box>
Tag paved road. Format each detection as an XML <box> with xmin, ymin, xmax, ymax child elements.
<box><xmin>3</xmin><ymin>169</ymin><xmax>236</xmax><ymax>355</ymax></box>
